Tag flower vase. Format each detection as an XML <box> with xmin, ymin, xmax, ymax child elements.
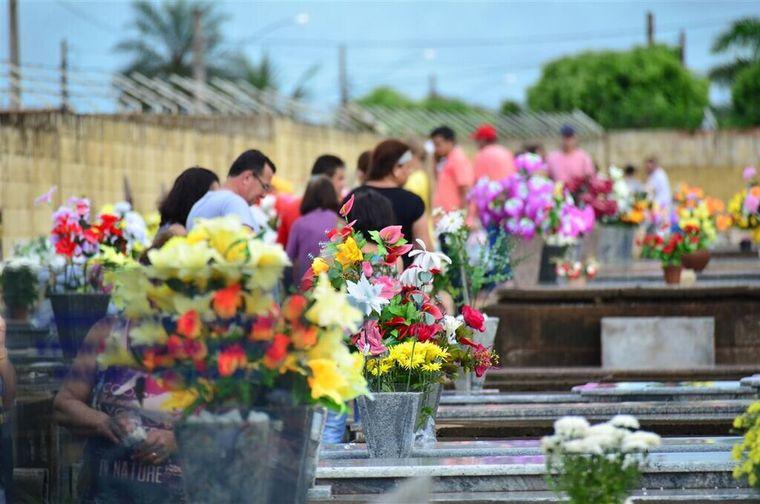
<box><xmin>681</xmin><ymin>249</ymin><xmax>711</xmax><ymax>272</ymax></box>
<box><xmin>358</xmin><ymin>392</ymin><xmax>420</xmax><ymax>458</ymax></box>
<box><xmin>414</xmin><ymin>384</ymin><xmax>442</xmax><ymax>447</ymax></box>
<box><xmin>175</xmin><ymin>406</ymin><xmax>324</xmax><ymax>504</ymax></box>
<box><xmin>471</xmin><ymin>316</ymin><xmax>500</xmax><ymax>391</ymax></box>
<box><xmin>662</xmin><ymin>265</ymin><xmax>682</xmax><ymax>285</ymax></box>
<box><xmin>49</xmin><ymin>292</ymin><xmax>111</xmax><ymax>359</ymax></box>
<box><xmin>597</xmin><ymin>224</ymin><xmax>635</xmax><ymax>266</ymax></box>
<box><xmin>511</xmin><ymin>236</ymin><xmax>544</xmax><ymax>288</ymax></box>
<box><xmin>538</xmin><ymin>245</ymin><xmax>568</xmax><ymax>284</ymax></box>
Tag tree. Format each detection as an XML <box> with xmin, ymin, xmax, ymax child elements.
<box><xmin>709</xmin><ymin>17</ymin><xmax>760</xmax><ymax>87</ymax></box>
<box><xmin>356</xmin><ymin>86</ymin><xmax>483</xmax><ymax>114</ymax></box>
<box><xmin>731</xmin><ymin>62</ymin><xmax>760</xmax><ymax>126</ymax></box>
<box><xmin>499</xmin><ymin>100</ymin><xmax>522</xmax><ymax>116</ymax></box>
<box><xmin>527</xmin><ymin>45</ymin><xmax>708</xmax><ymax>129</ymax></box>
<box><xmin>114</xmin><ymin>0</ymin><xmax>242</xmax><ymax>79</ymax></box>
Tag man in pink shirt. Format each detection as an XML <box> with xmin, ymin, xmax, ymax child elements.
<box><xmin>547</xmin><ymin>125</ymin><xmax>595</xmax><ymax>183</ymax></box>
<box><xmin>431</xmin><ymin>126</ymin><xmax>474</xmax><ymax>213</ymax></box>
<box><xmin>471</xmin><ymin>123</ymin><xmax>516</xmax><ymax>183</ymax></box>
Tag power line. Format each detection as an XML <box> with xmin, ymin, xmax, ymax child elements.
<box><xmin>55</xmin><ymin>0</ymin><xmax>119</xmax><ymax>34</ymax></box>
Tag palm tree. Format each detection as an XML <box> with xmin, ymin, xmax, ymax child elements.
<box><xmin>709</xmin><ymin>17</ymin><xmax>760</xmax><ymax>86</ymax></box>
<box><xmin>240</xmin><ymin>52</ymin><xmax>321</xmax><ymax>100</ymax></box>
<box><xmin>114</xmin><ymin>0</ymin><xmax>242</xmax><ymax>80</ymax></box>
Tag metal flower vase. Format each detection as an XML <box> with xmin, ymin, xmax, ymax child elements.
<box><xmin>358</xmin><ymin>392</ymin><xmax>420</xmax><ymax>458</ymax></box>
<box><xmin>175</xmin><ymin>406</ymin><xmax>325</xmax><ymax>504</ymax></box>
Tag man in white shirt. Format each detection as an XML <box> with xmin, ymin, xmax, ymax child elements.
<box><xmin>644</xmin><ymin>156</ymin><xmax>672</xmax><ymax>214</ymax></box>
<box><xmin>186</xmin><ymin>149</ymin><xmax>275</xmax><ymax>231</ymax></box>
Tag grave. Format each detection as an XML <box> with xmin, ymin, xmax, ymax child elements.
<box><xmin>572</xmin><ymin>380</ymin><xmax>755</xmax><ymax>402</ymax></box>
<box><xmin>601</xmin><ymin>317</ymin><xmax>715</xmax><ymax>369</ymax></box>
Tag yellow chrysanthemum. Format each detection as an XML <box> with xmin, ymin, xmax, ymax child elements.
<box><xmin>335</xmin><ymin>236</ymin><xmax>363</xmax><ymax>267</ymax></box>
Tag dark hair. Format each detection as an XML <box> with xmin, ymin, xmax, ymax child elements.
<box><xmin>345</xmin><ymin>189</ymin><xmax>397</xmax><ymax>238</ymax></box>
<box><xmin>311</xmin><ymin>154</ymin><xmax>345</xmax><ymax>178</ymax></box>
<box><xmin>300</xmin><ymin>175</ymin><xmax>339</xmax><ymax>215</ymax></box>
<box><xmin>229</xmin><ymin>149</ymin><xmax>276</xmax><ymax>177</ymax></box>
<box><xmin>624</xmin><ymin>164</ymin><xmax>636</xmax><ymax>176</ymax></box>
<box><xmin>430</xmin><ymin>126</ymin><xmax>456</xmax><ymax>142</ymax></box>
<box><xmin>357</xmin><ymin>151</ymin><xmax>371</xmax><ymax>175</ymax></box>
<box><xmin>159</xmin><ymin>167</ymin><xmax>219</xmax><ymax>226</ymax></box>
<box><xmin>367</xmin><ymin>139</ymin><xmax>409</xmax><ymax>181</ymax></box>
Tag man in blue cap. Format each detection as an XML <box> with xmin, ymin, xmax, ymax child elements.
<box><xmin>547</xmin><ymin>125</ymin><xmax>595</xmax><ymax>184</ymax></box>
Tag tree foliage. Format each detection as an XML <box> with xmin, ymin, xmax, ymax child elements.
<box><xmin>709</xmin><ymin>17</ymin><xmax>760</xmax><ymax>86</ymax></box>
<box><xmin>527</xmin><ymin>45</ymin><xmax>709</xmax><ymax>129</ymax></box>
<box><xmin>731</xmin><ymin>61</ymin><xmax>760</xmax><ymax>126</ymax></box>
<box><xmin>500</xmin><ymin>100</ymin><xmax>522</xmax><ymax>116</ymax></box>
<box><xmin>356</xmin><ymin>86</ymin><xmax>482</xmax><ymax>114</ymax></box>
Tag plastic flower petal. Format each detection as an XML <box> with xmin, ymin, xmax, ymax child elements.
<box><xmin>305</xmin><ymin>274</ymin><xmax>362</xmax><ymax>331</ymax></box>
<box><xmin>346</xmin><ymin>275</ymin><xmax>389</xmax><ymax>316</ymax></box>
<box><xmin>335</xmin><ymin>236</ymin><xmax>363</xmax><ymax>267</ymax></box>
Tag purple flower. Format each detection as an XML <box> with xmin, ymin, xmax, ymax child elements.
<box><xmin>743</xmin><ymin>166</ymin><xmax>757</xmax><ymax>183</ymax></box>
<box><xmin>744</xmin><ymin>193</ymin><xmax>760</xmax><ymax>214</ymax></box>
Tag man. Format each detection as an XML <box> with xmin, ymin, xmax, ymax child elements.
<box><xmin>431</xmin><ymin>126</ymin><xmax>474</xmax><ymax>213</ymax></box>
<box><xmin>624</xmin><ymin>164</ymin><xmax>645</xmax><ymax>194</ymax></box>
<box><xmin>471</xmin><ymin>123</ymin><xmax>515</xmax><ymax>182</ymax></box>
<box><xmin>186</xmin><ymin>149</ymin><xmax>275</xmax><ymax>231</ymax></box>
<box><xmin>276</xmin><ymin>154</ymin><xmax>347</xmax><ymax>247</ymax></box>
<box><xmin>644</xmin><ymin>156</ymin><xmax>672</xmax><ymax>213</ymax></box>
<box><xmin>546</xmin><ymin>125</ymin><xmax>595</xmax><ymax>184</ymax></box>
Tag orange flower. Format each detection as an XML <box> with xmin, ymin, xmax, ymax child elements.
<box><xmin>249</xmin><ymin>314</ymin><xmax>276</xmax><ymax>342</ymax></box>
<box><xmin>166</xmin><ymin>334</ymin><xmax>187</xmax><ymax>359</ymax></box>
<box><xmin>217</xmin><ymin>344</ymin><xmax>247</xmax><ymax>377</ymax></box>
<box><xmin>263</xmin><ymin>334</ymin><xmax>290</xmax><ymax>369</ymax></box>
<box><xmin>177</xmin><ymin>310</ymin><xmax>202</xmax><ymax>339</ymax></box>
<box><xmin>212</xmin><ymin>284</ymin><xmax>243</xmax><ymax>319</ymax></box>
<box><xmin>716</xmin><ymin>214</ymin><xmax>733</xmax><ymax>231</ymax></box>
<box><xmin>142</xmin><ymin>349</ymin><xmax>174</xmax><ymax>371</ymax></box>
<box><xmin>282</xmin><ymin>295</ymin><xmax>308</xmax><ymax>323</ymax></box>
<box><xmin>750</xmin><ymin>186</ymin><xmax>760</xmax><ymax>199</ymax></box>
<box><xmin>290</xmin><ymin>324</ymin><xmax>317</xmax><ymax>349</ymax></box>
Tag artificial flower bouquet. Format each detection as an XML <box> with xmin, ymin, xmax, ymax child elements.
<box><xmin>541</xmin><ymin>415</ymin><xmax>661</xmax><ymax>504</ymax></box>
<box><xmin>731</xmin><ymin>401</ymin><xmax>760</xmax><ymax>489</ymax></box>
<box><xmin>639</xmin><ymin>223</ymin><xmax>702</xmax><ymax>267</ymax></box>
<box><xmin>433</xmin><ymin>208</ymin><xmax>512</xmax><ymax>310</ymax></box>
<box><xmin>728</xmin><ymin>166</ymin><xmax>760</xmax><ymax>241</ymax></box>
<box><xmin>471</xmin><ymin>153</ymin><xmax>594</xmax><ymax>246</ymax></box>
<box><xmin>554</xmin><ymin>258</ymin><xmax>598</xmax><ymax>283</ymax></box>
<box><xmin>99</xmin><ymin>216</ymin><xmax>369</xmax><ymax>415</ymax></box>
<box><xmin>674</xmin><ymin>183</ymin><xmax>729</xmax><ymax>245</ymax></box>
<box><xmin>566</xmin><ymin>171</ymin><xmax>618</xmax><ymax>221</ymax></box>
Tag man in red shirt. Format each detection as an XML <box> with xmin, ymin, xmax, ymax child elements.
<box><xmin>431</xmin><ymin>126</ymin><xmax>474</xmax><ymax>214</ymax></box>
<box><xmin>546</xmin><ymin>125</ymin><xmax>595</xmax><ymax>184</ymax></box>
<box><xmin>276</xmin><ymin>154</ymin><xmax>346</xmax><ymax>247</ymax></box>
<box><xmin>471</xmin><ymin>123</ymin><xmax>516</xmax><ymax>183</ymax></box>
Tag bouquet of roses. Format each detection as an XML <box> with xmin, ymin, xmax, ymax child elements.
<box><xmin>99</xmin><ymin>216</ymin><xmax>369</xmax><ymax>414</ymax></box>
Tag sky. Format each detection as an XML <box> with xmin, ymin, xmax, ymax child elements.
<box><xmin>2</xmin><ymin>0</ymin><xmax>759</xmax><ymax>112</ymax></box>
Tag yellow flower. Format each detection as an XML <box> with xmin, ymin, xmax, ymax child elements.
<box><xmin>130</xmin><ymin>320</ymin><xmax>169</xmax><ymax>346</ymax></box>
<box><xmin>243</xmin><ymin>289</ymin><xmax>276</xmax><ymax>316</ymax></box>
<box><xmin>335</xmin><ymin>236</ymin><xmax>363</xmax><ymax>267</ymax></box>
<box><xmin>187</xmin><ymin>216</ymin><xmax>251</xmax><ymax>262</ymax></box>
<box><xmin>160</xmin><ymin>389</ymin><xmax>199</xmax><ymax>412</ymax></box>
<box><xmin>109</xmin><ymin>268</ymin><xmax>152</xmax><ymax>317</ymax></box>
<box><xmin>148</xmin><ymin>237</ymin><xmax>214</xmax><ymax>285</ymax></box>
<box><xmin>172</xmin><ymin>292</ymin><xmax>214</xmax><ymax>317</ymax></box>
<box><xmin>308</xmin><ymin>358</ymin><xmax>348</xmax><ymax>405</ymax></box>
<box><xmin>96</xmin><ymin>331</ymin><xmax>138</xmax><ymax>368</ymax></box>
<box><xmin>312</xmin><ymin>257</ymin><xmax>329</xmax><ymax>275</ymax></box>
<box><xmin>305</xmin><ymin>274</ymin><xmax>362</xmax><ymax>331</ymax></box>
<box><xmin>421</xmin><ymin>362</ymin><xmax>442</xmax><ymax>373</ymax></box>
<box><xmin>244</xmin><ymin>241</ymin><xmax>290</xmax><ymax>290</ymax></box>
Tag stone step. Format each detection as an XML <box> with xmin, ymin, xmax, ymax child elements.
<box><xmin>571</xmin><ymin>380</ymin><xmax>756</xmax><ymax>402</ymax></box>
<box><xmin>320</xmin><ymin>437</ymin><xmax>741</xmax><ymax>460</ymax></box>
<box><xmin>315</xmin><ymin>451</ymin><xmax>745</xmax><ymax>498</ymax></box>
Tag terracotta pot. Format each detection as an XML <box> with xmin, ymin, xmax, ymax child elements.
<box><xmin>681</xmin><ymin>249</ymin><xmax>711</xmax><ymax>272</ymax></box>
<box><xmin>662</xmin><ymin>265</ymin><xmax>682</xmax><ymax>285</ymax></box>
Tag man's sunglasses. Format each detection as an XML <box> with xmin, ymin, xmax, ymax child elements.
<box><xmin>253</xmin><ymin>172</ymin><xmax>272</xmax><ymax>192</ymax></box>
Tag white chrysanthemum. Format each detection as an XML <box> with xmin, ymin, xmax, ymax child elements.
<box><xmin>610</xmin><ymin>414</ymin><xmax>640</xmax><ymax>430</ymax></box>
<box><xmin>540</xmin><ymin>435</ymin><xmax>560</xmax><ymax>453</ymax></box>
<box><xmin>553</xmin><ymin>416</ymin><xmax>590</xmax><ymax>439</ymax></box>
<box><xmin>621</xmin><ymin>431</ymin><xmax>661</xmax><ymax>453</ymax></box>
<box><xmin>435</xmin><ymin>210</ymin><xmax>466</xmax><ymax>235</ymax></box>
<box><xmin>585</xmin><ymin>423</ymin><xmax>626</xmax><ymax>451</ymax></box>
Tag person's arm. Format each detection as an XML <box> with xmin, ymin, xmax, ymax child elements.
<box><xmin>412</xmin><ymin>214</ymin><xmax>433</xmax><ymax>251</ymax></box>
<box><xmin>0</xmin><ymin>318</ymin><xmax>14</xmax><ymax>410</ymax></box>
<box><xmin>53</xmin><ymin>319</ymin><xmax>123</xmax><ymax>443</ymax></box>
<box><xmin>225</xmin><ymin>195</ymin><xmax>258</xmax><ymax>231</ymax></box>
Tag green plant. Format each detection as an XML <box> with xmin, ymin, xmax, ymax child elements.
<box><xmin>1</xmin><ymin>258</ymin><xmax>40</xmax><ymax>312</ymax></box>
<box><xmin>732</xmin><ymin>401</ymin><xmax>760</xmax><ymax>488</ymax></box>
<box><xmin>731</xmin><ymin>62</ymin><xmax>760</xmax><ymax>127</ymax></box>
<box><xmin>709</xmin><ymin>17</ymin><xmax>760</xmax><ymax>87</ymax></box>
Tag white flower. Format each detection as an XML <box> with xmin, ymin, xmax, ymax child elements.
<box><xmin>585</xmin><ymin>423</ymin><xmax>626</xmax><ymax>450</ymax></box>
<box><xmin>553</xmin><ymin>416</ymin><xmax>590</xmax><ymax>439</ymax></box>
<box><xmin>609</xmin><ymin>165</ymin><xmax>623</xmax><ymax>180</ymax></box>
<box><xmin>621</xmin><ymin>431</ymin><xmax>661</xmax><ymax>453</ymax></box>
<box><xmin>434</xmin><ymin>209</ymin><xmax>466</xmax><ymax>236</ymax></box>
<box><xmin>442</xmin><ymin>315</ymin><xmax>463</xmax><ymax>344</ymax></box>
<box><xmin>346</xmin><ymin>275</ymin><xmax>389</xmax><ymax>316</ymax></box>
<box><xmin>610</xmin><ymin>414</ymin><xmax>640</xmax><ymax>430</ymax></box>
<box><xmin>540</xmin><ymin>435</ymin><xmax>561</xmax><ymax>453</ymax></box>
<box><xmin>399</xmin><ymin>265</ymin><xmax>423</xmax><ymax>288</ymax></box>
<box><xmin>114</xmin><ymin>201</ymin><xmax>133</xmax><ymax>215</ymax></box>
<box><xmin>408</xmin><ymin>239</ymin><xmax>452</xmax><ymax>272</ymax></box>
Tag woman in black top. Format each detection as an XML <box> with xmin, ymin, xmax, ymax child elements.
<box><xmin>346</xmin><ymin>139</ymin><xmax>433</xmax><ymax>267</ymax></box>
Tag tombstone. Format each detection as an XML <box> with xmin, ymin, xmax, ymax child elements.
<box><xmin>601</xmin><ymin>317</ymin><xmax>715</xmax><ymax>370</ymax></box>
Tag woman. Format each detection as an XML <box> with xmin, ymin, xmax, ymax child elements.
<box><xmin>355</xmin><ymin>150</ymin><xmax>371</xmax><ymax>186</ymax></box>
<box><xmin>54</xmin><ymin>320</ymin><xmax>185</xmax><ymax>503</ymax></box>
<box><xmin>286</xmin><ymin>176</ymin><xmax>340</xmax><ymax>285</ymax></box>
<box><xmin>155</xmin><ymin>167</ymin><xmax>220</xmax><ymax>245</ymax></box>
<box><xmin>346</xmin><ymin>140</ymin><xmax>433</xmax><ymax>267</ymax></box>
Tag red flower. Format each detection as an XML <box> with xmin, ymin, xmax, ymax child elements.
<box><xmin>462</xmin><ymin>305</ymin><xmax>486</xmax><ymax>332</ymax></box>
<box><xmin>385</xmin><ymin>243</ymin><xmax>414</xmax><ymax>265</ymax></box>
<box><xmin>379</xmin><ymin>225</ymin><xmax>403</xmax><ymax>244</ymax></box>
<box><xmin>339</xmin><ymin>194</ymin><xmax>355</xmax><ymax>217</ymax></box>
<box><xmin>54</xmin><ymin>238</ymin><xmax>77</xmax><ymax>257</ymax></box>
<box><xmin>212</xmin><ymin>284</ymin><xmax>243</xmax><ymax>319</ymax></box>
<box><xmin>326</xmin><ymin>220</ymin><xmax>357</xmax><ymax>242</ymax></box>
<box><xmin>299</xmin><ymin>268</ymin><xmax>315</xmax><ymax>291</ymax></box>
<box><xmin>250</xmin><ymin>314</ymin><xmax>276</xmax><ymax>342</ymax></box>
<box><xmin>166</xmin><ymin>335</ymin><xmax>187</xmax><ymax>359</ymax></box>
<box><xmin>408</xmin><ymin>322</ymin><xmax>442</xmax><ymax>342</ymax></box>
<box><xmin>217</xmin><ymin>344</ymin><xmax>247</xmax><ymax>377</ymax></box>
<box><xmin>177</xmin><ymin>310</ymin><xmax>202</xmax><ymax>339</ymax></box>
<box><xmin>264</xmin><ymin>334</ymin><xmax>290</xmax><ymax>369</ymax></box>
<box><xmin>422</xmin><ymin>302</ymin><xmax>443</xmax><ymax>321</ymax></box>
<box><xmin>282</xmin><ymin>295</ymin><xmax>307</xmax><ymax>322</ymax></box>
<box><xmin>184</xmin><ymin>339</ymin><xmax>208</xmax><ymax>362</ymax></box>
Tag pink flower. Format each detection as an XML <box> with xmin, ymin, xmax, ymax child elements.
<box><xmin>355</xmin><ymin>320</ymin><xmax>387</xmax><ymax>356</ymax></box>
<box><xmin>744</xmin><ymin>193</ymin><xmax>760</xmax><ymax>214</ymax></box>
<box><xmin>362</xmin><ymin>261</ymin><xmax>374</xmax><ymax>277</ymax></box>
<box><xmin>339</xmin><ymin>194</ymin><xmax>355</xmax><ymax>217</ymax></box>
<box><xmin>375</xmin><ymin>275</ymin><xmax>401</xmax><ymax>299</ymax></box>
<box><xmin>379</xmin><ymin>225</ymin><xmax>403</xmax><ymax>244</ymax></box>
<box><xmin>743</xmin><ymin>166</ymin><xmax>757</xmax><ymax>183</ymax></box>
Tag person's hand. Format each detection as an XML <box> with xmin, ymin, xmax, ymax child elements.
<box><xmin>95</xmin><ymin>412</ymin><xmax>130</xmax><ymax>444</ymax></box>
<box><xmin>132</xmin><ymin>429</ymin><xmax>177</xmax><ymax>465</ymax></box>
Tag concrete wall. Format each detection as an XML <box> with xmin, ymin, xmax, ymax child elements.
<box><xmin>2</xmin><ymin>111</ymin><xmax>759</xmax><ymax>255</ymax></box>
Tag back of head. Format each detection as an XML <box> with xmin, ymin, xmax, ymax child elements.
<box><xmin>357</xmin><ymin>151</ymin><xmax>372</xmax><ymax>176</ymax></box>
<box><xmin>405</xmin><ymin>137</ymin><xmax>427</xmax><ymax>163</ymax></box>
<box><xmin>430</xmin><ymin>125</ymin><xmax>456</xmax><ymax>142</ymax></box>
<box><xmin>624</xmin><ymin>164</ymin><xmax>636</xmax><ymax>176</ymax></box>
<box><xmin>311</xmin><ymin>154</ymin><xmax>345</xmax><ymax>178</ymax></box>
<box><xmin>159</xmin><ymin>167</ymin><xmax>219</xmax><ymax>226</ymax></box>
<box><xmin>300</xmin><ymin>175</ymin><xmax>339</xmax><ymax>215</ymax></box>
<box><xmin>368</xmin><ymin>139</ymin><xmax>409</xmax><ymax>181</ymax></box>
<box><xmin>346</xmin><ymin>189</ymin><xmax>397</xmax><ymax>238</ymax></box>
<box><xmin>229</xmin><ymin>149</ymin><xmax>276</xmax><ymax>177</ymax></box>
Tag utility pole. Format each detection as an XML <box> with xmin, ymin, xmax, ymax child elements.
<box><xmin>646</xmin><ymin>11</ymin><xmax>655</xmax><ymax>46</ymax></box>
<box><xmin>191</xmin><ymin>7</ymin><xmax>207</xmax><ymax>114</ymax></box>
<box><xmin>60</xmin><ymin>39</ymin><xmax>70</xmax><ymax>112</ymax></box>
<box><xmin>678</xmin><ymin>29</ymin><xmax>686</xmax><ymax>65</ymax></box>
<box><xmin>338</xmin><ymin>44</ymin><xmax>349</xmax><ymax>106</ymax></box>
<box><xmin>9</xmin><ymin>0</ymin><xmax>21</xmax><ymax>110</ymax></box>
<box><xmin>428</xmin><ymin>73</ymin><xmax>438</xmax><ymax>99</ymax></box>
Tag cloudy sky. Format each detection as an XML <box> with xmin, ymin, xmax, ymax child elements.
<box><xmin>2</xmin><ymin>0</ymin><xmax>759</xmax><ymax>111</ymax></box>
